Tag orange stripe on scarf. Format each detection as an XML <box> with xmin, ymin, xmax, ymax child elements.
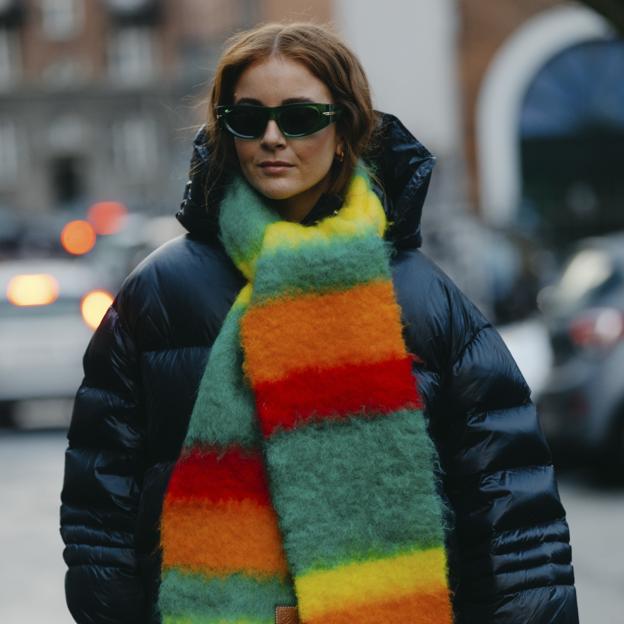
<box><xmin>240</xmin><ymin>280</ymin><xmax>406</xmax><ymax>383</ymax></box>
<box><xmin>161</xmin><ymin>499</ymin><xmax>289</xmax><ymax>578</ymax></box>
<box><xmin>305</xmin><ymin>588</ymin><xmax>454</xmax><ymax>624</ymax></box>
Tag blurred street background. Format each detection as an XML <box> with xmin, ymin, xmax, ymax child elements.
<box><xmin>1</xmin><ymin>0</ymin><xmax>624</xmax><ymax>622</ymax></box>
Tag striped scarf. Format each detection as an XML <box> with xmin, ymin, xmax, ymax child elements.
<box><xmin>157</xmin><ymin>165</ymin><xmax>454</xmax><ymax>624</ymax></box>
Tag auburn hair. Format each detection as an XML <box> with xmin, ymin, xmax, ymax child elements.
<box><xmin>201</xmin><ymin>21</ymin><xmax>378</xmax><ymax>207</ymax></box>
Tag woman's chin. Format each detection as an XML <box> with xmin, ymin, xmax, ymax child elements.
<box><xmin>254</xmin><ymin>182</ymin><xmax>298</xmax><ymax>201</ymax></box>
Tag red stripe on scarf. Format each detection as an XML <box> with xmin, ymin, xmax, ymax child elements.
<box><xmin>166</xmin><ymin>445</ymin><xmax>272</xmax><ymax>505</ymax></box>
<box><xmin>255</xmin><ymin>355</ymin><xmax>423</xmax><ymax>437</ymax></box>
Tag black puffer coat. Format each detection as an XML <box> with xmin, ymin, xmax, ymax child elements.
<box><xmin>60</xmin><ymin>113</ymin><xmax>579</xmax><ymax>624</ymax></box>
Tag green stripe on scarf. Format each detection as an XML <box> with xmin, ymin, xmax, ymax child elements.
<box><xmin>264</xmin><ymin>409</ymin><xmax>446</xmax><ymax>574</ymax></box>
<box><xmin>160</xmin><ymin>569</ymin><xmax>295</xmax><ymax>622</ymax></box>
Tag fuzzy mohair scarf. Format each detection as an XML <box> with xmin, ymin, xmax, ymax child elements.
<box><xmin>157</xmin><ymin>165</ymin><xmax>454</xmax><ymax>624</ymax></box>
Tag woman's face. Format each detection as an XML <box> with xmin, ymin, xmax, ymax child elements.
<box><xmin>232</xmin><ymin>56</ymin><xmax>342</xmax><ymax>219</ymax></box>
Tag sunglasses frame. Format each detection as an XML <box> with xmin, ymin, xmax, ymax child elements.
<box><xmin>215</xmin><ymin>103</ymin><xmax>342</xmax><ymax>140</ymax></box>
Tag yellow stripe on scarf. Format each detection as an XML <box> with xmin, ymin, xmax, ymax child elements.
<box><xmin>262</xmin><ymin>176</ymin><xmax>386</xmax><ymax>252</ymax></box>
<box><xmin>296</xmin><ymin>546</ymin><xmax>449</xmax><ymax>621</ymax></box>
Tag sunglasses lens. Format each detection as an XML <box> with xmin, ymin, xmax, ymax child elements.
<box><xmin>220</xmin><ymin>105</ymin><xmax>335</xmax><ymax>138</ymax></box>
<box><xmin>226</xmin><ymin>109</ymin><xmax>268</xmax><ymax>138</ymax></box>
<box><xmin>279</xmin><ymin>107</ymin><xmax>322</xmax><ymax>136</ymax></box>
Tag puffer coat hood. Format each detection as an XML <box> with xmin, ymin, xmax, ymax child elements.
<box><xmin>60</xmin><ymin>112</ymin><xmax>579</xmax><ymax>624</ymax></box>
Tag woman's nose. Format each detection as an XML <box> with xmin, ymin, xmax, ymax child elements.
<box><xmin>261</xmin><ymin>120</ymin><xmax>286</xmax><ymax>147</ymax></box>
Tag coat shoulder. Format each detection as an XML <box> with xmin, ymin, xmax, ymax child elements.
<box><xmin>114</xmin><ymin>235</ymin><xmax>245</xmax><ymax>351</ymax></box>
<box><xmin>392</xmin><ymin>248</ymin><xmax>490</xmax><ymax>373</ymax></box>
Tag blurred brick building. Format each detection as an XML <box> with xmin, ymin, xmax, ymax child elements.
<box><xmin>0</xmin><ymin>0</ymin><xmax>332</xmax><ymax>216</ymax></box>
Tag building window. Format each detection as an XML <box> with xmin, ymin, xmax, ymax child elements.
<box><xmin>40</xmin><ymin>0</ymin><xmax>83</xmax><ymax>41</ymax></box>
<box><xmin>108</xmin><ymin>27</ymin><xmax>155</xmax><ymax>83</ymax></box>
<box><xmin>0</xmin><ymin>121</ymin><xmax>18</xmax><ymax>187</ymax></box>
<box><xmin>112</xmin><ymin>117</ymin><xmax>158</xmax><ymax>179</ymax></box>
<box><xmin>0</xmin><ymin>27</ymin><xmax>19</xmax><ymax>87</ymax></box>
<box><xmin>50</xmin><ymin>155</ymin><xmax>84</xmax><ymax>206</ymax></box>
<box><xmin>107</xmin><ymin>0</ymin><xmax>149</xmax><ymax>9</ymax></box>
<box><xmin>106</xmin><ymin>0</ymin><xmax>155</xmax><ymax>17</ymax></box>
<box><xmin>47</xmin><ymin>115</ymin><xmax>85</xmax><ymax>152</ymax></box>
<box><xmin>43</xmin><ymin>58</ymin><xmax>86</xmax><ymax>86</ymax></box>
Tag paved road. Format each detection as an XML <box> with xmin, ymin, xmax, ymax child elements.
<box><xmin>0</xmin><ymin>430</ymin><xmax>622</xmax><ymax>623</ymax></box>
<box><xmin>1</xmin><ymin>430</ymin><xmax>70</xmax><ymax>624</ymax></box>
<box><xmin>557</xmin><ymin>473</ymin><xmax>624</xmax><ymax>623</ymax></box>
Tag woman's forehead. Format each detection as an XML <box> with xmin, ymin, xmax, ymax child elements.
<box><xmin>233</xmin><ymin>56</ymin><xmax>333</xmax><ymax>105</ymax></box>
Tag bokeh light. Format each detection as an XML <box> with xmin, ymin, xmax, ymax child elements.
<box><xmin>81</xmin><ymin>289</ymin><xmax>114</xmax><ymax>330</ymax></box>
<box><xmin>60</xmin><ymin>220</ymin><xmax>97</xmax><ymax>256</ymax></box>
<box><xmin>6</xmin><ymin>274</ymin><xmax>60</xmax><ymax>307</ymax></box>
<box><xmin>87</xmin><ymin>201</ymin><xmax>128</xmax><ymax>235</ymax></box>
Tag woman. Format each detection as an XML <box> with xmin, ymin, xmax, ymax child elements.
<box><xmin>60</xmin><ymin>22</ymin><xmax>579</xmax><ymax>624</ymax></box>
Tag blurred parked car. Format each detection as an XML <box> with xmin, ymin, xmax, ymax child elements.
<box><xmin>0</xmin><ymin>258</ymin><xmax>114</xmax><ymax>426</ymax></box>
<box><xmin>90</xmin><ymin>213</ymin><xmax>185</xmax><ymax>288</ymax></box>
<box><xmin>537</xmin><ymin>233</ymin><xmax>624</xmax><ymax>471</ymax></box>
<box><xmin>498</xmin><ymin>316</ymin><xmax>553</xmax><ymax>400</ymax></box>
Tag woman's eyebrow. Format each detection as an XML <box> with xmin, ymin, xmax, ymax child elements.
<box><xmin>281</xmin><ymin>97</ymin><xmax>315</xmax><ymax>104</ymax></box>
<box><xmin>233</xmin><ymin>96</ymin><xmax>316</xmax><ymax>105</ymax></box>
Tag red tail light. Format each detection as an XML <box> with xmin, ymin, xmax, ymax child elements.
<box><xmin>569</xmin><ymin>307</ymin><xmax>624</xmax><ymax>349</ymax></box>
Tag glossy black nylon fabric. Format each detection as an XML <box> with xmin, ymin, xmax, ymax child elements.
<box><xmin>60</xmin><ymin>113</ymin><xmax>578</xmax><ymax>623</ymax></box>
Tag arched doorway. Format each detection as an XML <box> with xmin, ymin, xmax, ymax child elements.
<box><xmin>520</xmin><ymin>39</ymin><xmax>624</xmax><ymax>248</ymax></box>
<box><xmin>477</xmin><ymin>4</ymin><xmax>614</xmax><ymax>228</ymax></box>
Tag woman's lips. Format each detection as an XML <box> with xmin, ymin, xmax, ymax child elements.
<box><xmin>259</xmin><ymin>162</ymin><xmax>294</xmax><ymax>174</ymax></box>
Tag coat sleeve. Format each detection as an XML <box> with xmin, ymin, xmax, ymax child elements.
<box><xmin>60</xmin><ymin>294</ymin><xmax>146</xmax><ymax>624</ymax></box>
<box><xmin>438</xmin><ymin>286</ymin><xmax>579</xmax><ymax>623</ymax></box>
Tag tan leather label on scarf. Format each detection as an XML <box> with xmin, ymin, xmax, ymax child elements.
<box><xmin>275</xmin><ymin>605</ymin><xmax>300</xmax><ymax>624</ymax></box>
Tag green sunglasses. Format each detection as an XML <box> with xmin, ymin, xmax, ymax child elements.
<box><xmin>216</xmin><ymin>103</ymin><xmax>342</xmax><ymax>140</ymax></box>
